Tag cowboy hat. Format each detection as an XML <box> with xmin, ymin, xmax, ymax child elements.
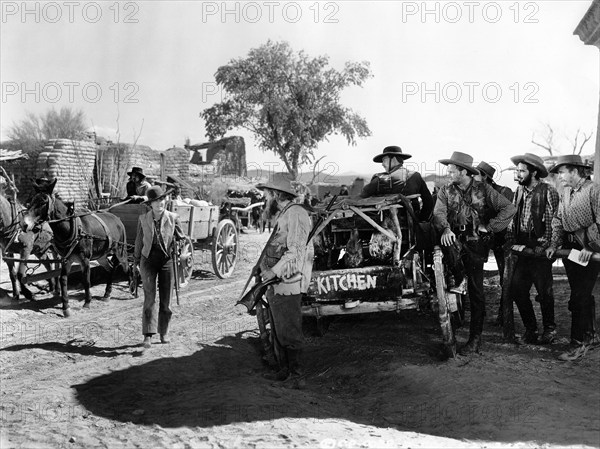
<box><xmin>143</xmin><ymin>186</ymin><xmax>169</xmax><ymax>204</ymax></box>
<box><xmin>476</xmin><ymin>161</ymin><xmax>496</xmax><ymax>180</ymax></box>
<box><xmin>127</xmin><ymin>167</ymin><xmax>146</xmax><ymax>178</ymax></box>
<box><xmin>373</xmin><ymin>146</ymin><xmax>412</xmax><ymax>163</ymax></box>
<box><xmin>438</xmin><ymin>151</ymin><xmax>479</xmax><ymax>175</ymax></box>
<box><xmin>549</xmin><ymin>154</ymin><xmax>591</xmax><ymax>174</ymax></box>
<box><xmin>256</xmin><ymin>172</ymin><xmax>297</xmax><ymax>197</ymax></box>
<box><xmin>510</xmin><ymin>153</ymin><xmax>548</xmax><ymax>178</ymax></box>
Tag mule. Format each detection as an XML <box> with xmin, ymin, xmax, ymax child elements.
<box><xmin>24</xmin><ymin>179</ymin><xmax>128</xmax><ymax>317</ymax></box>
<box><xmin>0</xmin><ymin>193</ymin><xmax>58</xmax><ymax>300</ymax></box>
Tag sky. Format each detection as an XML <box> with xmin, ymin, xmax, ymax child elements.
<box><xmin>1</xmin><ymin>0</ymin><xmax>598</xmax><ymax>189</ymax></box>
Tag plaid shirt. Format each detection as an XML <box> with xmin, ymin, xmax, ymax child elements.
<box><xmin>551</xmin><ymin>178</ymin><xmax>600</xmax><ymax>249</ymax></box>
<box><xmin>507</xmin><ymin>181</ymin><xmax>559</xmax><ymax>249</ymax></box>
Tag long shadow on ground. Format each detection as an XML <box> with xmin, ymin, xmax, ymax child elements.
<box><xmin>71</xmin><ymin>311</ymin><xmax>600</xmax><ymax>447</ymax></box>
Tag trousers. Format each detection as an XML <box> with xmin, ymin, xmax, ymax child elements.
<box><xmin>562</xmin><ymin>257</ymin><xmax>599</xmax><ymax>343</ymax></box>
<box><xmin>267</xmin><ymin>292</ymin><xmax>304</xmax><ymax>350</ymax></box>
<box><xmin>445</xmin><ymin>240</ymin><xmax>486</xmax><ymax>336</ymax></box>
<box><xmin>511</xmin><ymin>256</ymin><xmax>555</xmax><ymax>332</ymax></box>
<box><xmin>140</xmin><ymin>247</ymin><xmax>173</xmax><ymax>335</ymax></box>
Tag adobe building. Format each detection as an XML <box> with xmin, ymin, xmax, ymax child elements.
<box><xmin>575</xmin><ymin>0</ymin><xmax>600</xmax><ymax>183</ymax></box>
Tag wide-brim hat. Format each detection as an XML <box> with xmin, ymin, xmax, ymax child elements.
<box><xmin>476</xmin><ymin>161</ymin><xmax>496</xmax><ymax>180</ymax></box>
<box><xmin>256</xmin><ymin>172</ymin><xmax>297</xmax><ymax>197</ymax></box>
<box><xmin>127</xmin><ymin>166</ymin><xmax>146</xmax><ymax>178</ymax></box>
<box><xmin>373</xmin><ymin>146</ymin><xmax>412</xmax><ymax>163</ymax></box>
<box><xmin>510</xmin><ymin>153</ymin><xmax>548</xmax><ymax>178</ymax></box>
<box><xmin>439</xmin><ymin>151</ymin><xmax>478</xmax><ymax>175</ymax></box>
<box><xmin>549</xmin><ymin>154</ymin><xmax>591</xmax><ymax>174</ymax></box>
<box><xmin>143</xmin><ymin>186</ymin><xmax>169</xmax><ymax>204</ymax></box>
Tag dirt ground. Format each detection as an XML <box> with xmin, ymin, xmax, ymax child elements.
<box><xmin>0</xmin><ymin>230</ymin><xmax>599</xmax><ymax>449</ymax></box>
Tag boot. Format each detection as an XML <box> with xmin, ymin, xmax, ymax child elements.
<box><xmin>142</xmin><ymin>335</ymin><xmax>152</xmax><ymax>348</ymax></box>
<box><xmin>459</xmin><ymin>335</ymin><xmax>481</xmax><ymax>355</ymax></box>
<box><xmin>263</xmin><ymin>366</ymin><xmax>290</xmax><ymax>381</ymax></box>
<box><xmin>516</xmin><ymin>329</ymin><xmax>539</xmax><ymax>345</ymax></box>
<box><xmin>284</xmin><ymin>349</ymin><xmax>306</xmax><ymax>389</ymax></box>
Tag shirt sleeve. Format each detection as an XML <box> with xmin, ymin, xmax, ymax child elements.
<box><xmin>585</xmin><ymin>184</ymin><xmax>600</xmax><ymax>249</ymax></box>
<box><xmin>432</xmin><ymin>186</ymin><xmax>451</xmax><ymax>233</ymax></box>
<box><xmin>485</xmin><ymin>184</ymin><xmax>517</xmax><ymax>233</ymax></box>
<box><xmin>271</xmin><ymin>207</ymin><xmax>310</xmax><ymax>278</ymax></box>
<box><xmin>539</xmin><ymin>187</ymin><xmax>560</xmax><ymax>249</ymax></box>
<box><xmin>134</xmin><ymin>216</ymin><xmax>143</xmax><ymax>263</ymax></box>
<box><xmin>360</xmin><ymin>175</ymin><xmax>379</xmax><ymax>198</ymax></box>
<box><xmin>551</xmin><ymin>194</ymin><xmax>565</xmax><ymax>248</ymax></box>
<box><xmin>415</xmin><ymin>173</ymin><xmax>433</xmax><ymax>221</ymax></box>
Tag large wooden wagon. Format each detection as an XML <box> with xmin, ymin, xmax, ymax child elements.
<box><xmin>110</xmin><ymin>201</ymin><xmax>238</xmax><ymax>287</ymax></box>
<box><xmin>252</xmin><ymin>193</ymin><xmax>465</xmax><ymax>365</ymax></box>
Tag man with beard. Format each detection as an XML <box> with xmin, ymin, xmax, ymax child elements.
<box><xmin>506</xmin><ymin>153</ymin><xmax>559</xmax><ymax>345</ymax></box>
<box><xmin>257</xmin><ymin>173</ymin><xmax>314</xmax><ymax>386</ymax></box>
<box><xmin>547</xmin><ymin>155</ymin><xmax>599</xmax><ymax>361</ymax></box>
<box><xmin>433</xmin><ymin>152</ymin><xmax>516</xmax><ymax>355</ymax></box>
<box><xmin>361</xmin><ymin>146</ymin><xmax>433</xmax><ymax>221</ymax></box>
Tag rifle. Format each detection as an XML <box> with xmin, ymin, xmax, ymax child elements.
<box><xmin>237</xmin><ymin>224</ymin><xmax>279</xmax><ymax>303</ymax></box>
<box><xmin>129</xmin><ymin>263</ymin><xmax>140</xmax><ymax>298</ymax></box>
<box><xmin>172</xmin><ymin>241</ymin><xmax>180</xmax><ymax>306</ymax></box>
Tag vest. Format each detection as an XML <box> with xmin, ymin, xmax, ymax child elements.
<box><xmin>263</xmin><ymin>203</ymin><xmax>309</xmax><ymax>270</ymax></box>
<box><xmin>445</xmin><ymin>180</ymin><xmax>492</xmax><ymax>231</ymax></box>
<box><xmin>514</xmin><ymin>182</ymin><xmax>548</xmax><ymax>239</ymax></box>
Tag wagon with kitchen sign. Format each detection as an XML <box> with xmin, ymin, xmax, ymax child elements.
<box><xmin>250</xmin><ymin>193</ymin><xmax>465</xmax><ymax>364</ymax></box>
<box><xmin>109</xmin><ymin>198</ymin><xmax>238</xmax><ymax>290</ymax></box>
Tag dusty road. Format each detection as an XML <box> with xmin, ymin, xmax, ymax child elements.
<box><xmin>1</xmin><ymin>230</ymin><xmax>599</xmax><ymax>448</ymax></box>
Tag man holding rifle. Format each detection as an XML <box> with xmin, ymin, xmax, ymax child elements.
<box><xmin>506</xmin><ymin>153</ymin><xmax>559</xmax><ymax>346</ymax></box>
<box><xmin>546</xmin><ymin>155</ymin><xmax>600</xmax><ymax>361</ymax></box>
<box><xmin>256</xmin><ymin>173</ymin><xmax>314</xmax><ymax>385</ymax></box>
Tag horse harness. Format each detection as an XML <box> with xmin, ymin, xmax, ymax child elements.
<box><xmin>44</xmin><ymin>195</ymin><xmax>116</xmax><ymax>262</ymax></box>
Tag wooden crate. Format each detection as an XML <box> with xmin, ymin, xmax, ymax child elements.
<box><xmin>170</xmin><ymin>204</ymin><xmax>219</xmax><ymax>241</ymax></box>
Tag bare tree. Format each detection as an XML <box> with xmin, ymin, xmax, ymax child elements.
<box><xmin>531</xmin><ymin>123</ymin><xmax>593</xmax><ymax>156</ymax></box>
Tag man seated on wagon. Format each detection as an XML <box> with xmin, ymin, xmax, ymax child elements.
<box><xmin>125</xmin><ymin>167</ymin><xmax>151</xmax><ymax>203</ymax></box>
<box><xmin>360</xmin><ymin>145</ymin><xmax>433</xmax><ymax>221</ymax></box>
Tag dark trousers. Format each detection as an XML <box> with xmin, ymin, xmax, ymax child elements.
<box><xmin>268</xmin><ymin>292</ymin><xmax>304</xmax><ymax>350</ymax></box>
<box><xmin>493</xmin><ymin>246</ymin><xmax>506</xmax><ymax>285</ymax></box>
<box><xmin>140</xmin><ymin>248</ymin><xmax>173</xmax><ymax>335</ymax></box>
<box><xmin>562</xmin><ymin>258</ymin><xmax>599</xmax><ymax>343</ymax></box>
<box><xmin>511</xmin><ymin>256</ymin><xmax>555</xmax><ymax>332</ymax></box>
<box><xmin>445</xmin><ymin>240</ymin><xmax>486</xmax><ymax>336</ymax></box>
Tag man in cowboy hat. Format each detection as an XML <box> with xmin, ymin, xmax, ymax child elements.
<box><xmin>256</xmin><ymin>172</ymin><xmax>314</xmax><ymax>387</ymax></box>
<box><xmin>125</xmin><ymin>167</ymin><xmax>151</xmax><ymax>203</ymax></box>
<box><xmin>134</xmin><ymin>185</ymin><xmax>185</xmax><ymax>349</ymax></box>
<box><xmin>433</xmin><ymin>151</ymin><xmax>516</xmax><ymax>355</ymax></box>
<box><xmin>505</xmin><ymin>153</ymin><xmax>559</xmax><ymax>345</ymax></box>
<box><xmin>361</xmin><ymin>145</ymin><xmax>433</xmax><ymax>221</ymax></box>
<box><xmin>546</xmin><ymin>155</ymin><xmax>599</xmax><ymax>361</ymax></box>
<box><xmin>475</xmin><ymin>161</ymin><xmax>514</xmax><ymax>289</ymax></box>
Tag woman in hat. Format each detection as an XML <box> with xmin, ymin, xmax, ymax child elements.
<box><xmin>134</xmin><ymin>186</ymin><xmax>185</xmax><ymax>348</ymax></box>
<box><xmin>360</xmin><ymin>145</ymin><xmax>433</xmax><ymax>221</ymax></box>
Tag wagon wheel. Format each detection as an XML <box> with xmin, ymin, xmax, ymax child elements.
<box><xmin>432</xmin><ymin>245</ymin><xmax>463</xmax><ymax>359</ymax></box>
<box><xmin>211</xmin><ymin>219</ymin><xmax>238</xmax><ymax>279</ymax></box>
<box><xmin>256</xmin><ymin>300</ymin><xmax>286</xmax><ymax>370</ymax></box>
<box><xmin>178</xmin><ymin>236</ymin><xmax>195</xmax><ymax>288</ymax></box>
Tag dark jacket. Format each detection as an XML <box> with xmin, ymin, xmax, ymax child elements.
<box><xmin>361</xmin><ymin>166</ymin><xmax>433</xmax><ymax>221</ymax></box>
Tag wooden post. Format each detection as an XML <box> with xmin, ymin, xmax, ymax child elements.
<box><xmin>574</xmin><ymin>0</ymin><xmax>600</xmax><ymax>184</ymax></box>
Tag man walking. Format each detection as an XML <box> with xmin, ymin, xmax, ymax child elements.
<box><xmin>257</xmin><ymin>172</ymin><xmax>314</xmax><ymax>385</ymax></box>
<box><xmin>433</xmin><ymin>152</ymin><xmax>516</xmax><ymax>355</ymax></box>
<box><xmin>547</xmin><ymin>155</ymin><xmax>599</xmax><ymax>361</ymax></box>
<box><xmin>507</xmin><ymin>153</ymin><xmax>559</xmax><ymax>345</ymax></box>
